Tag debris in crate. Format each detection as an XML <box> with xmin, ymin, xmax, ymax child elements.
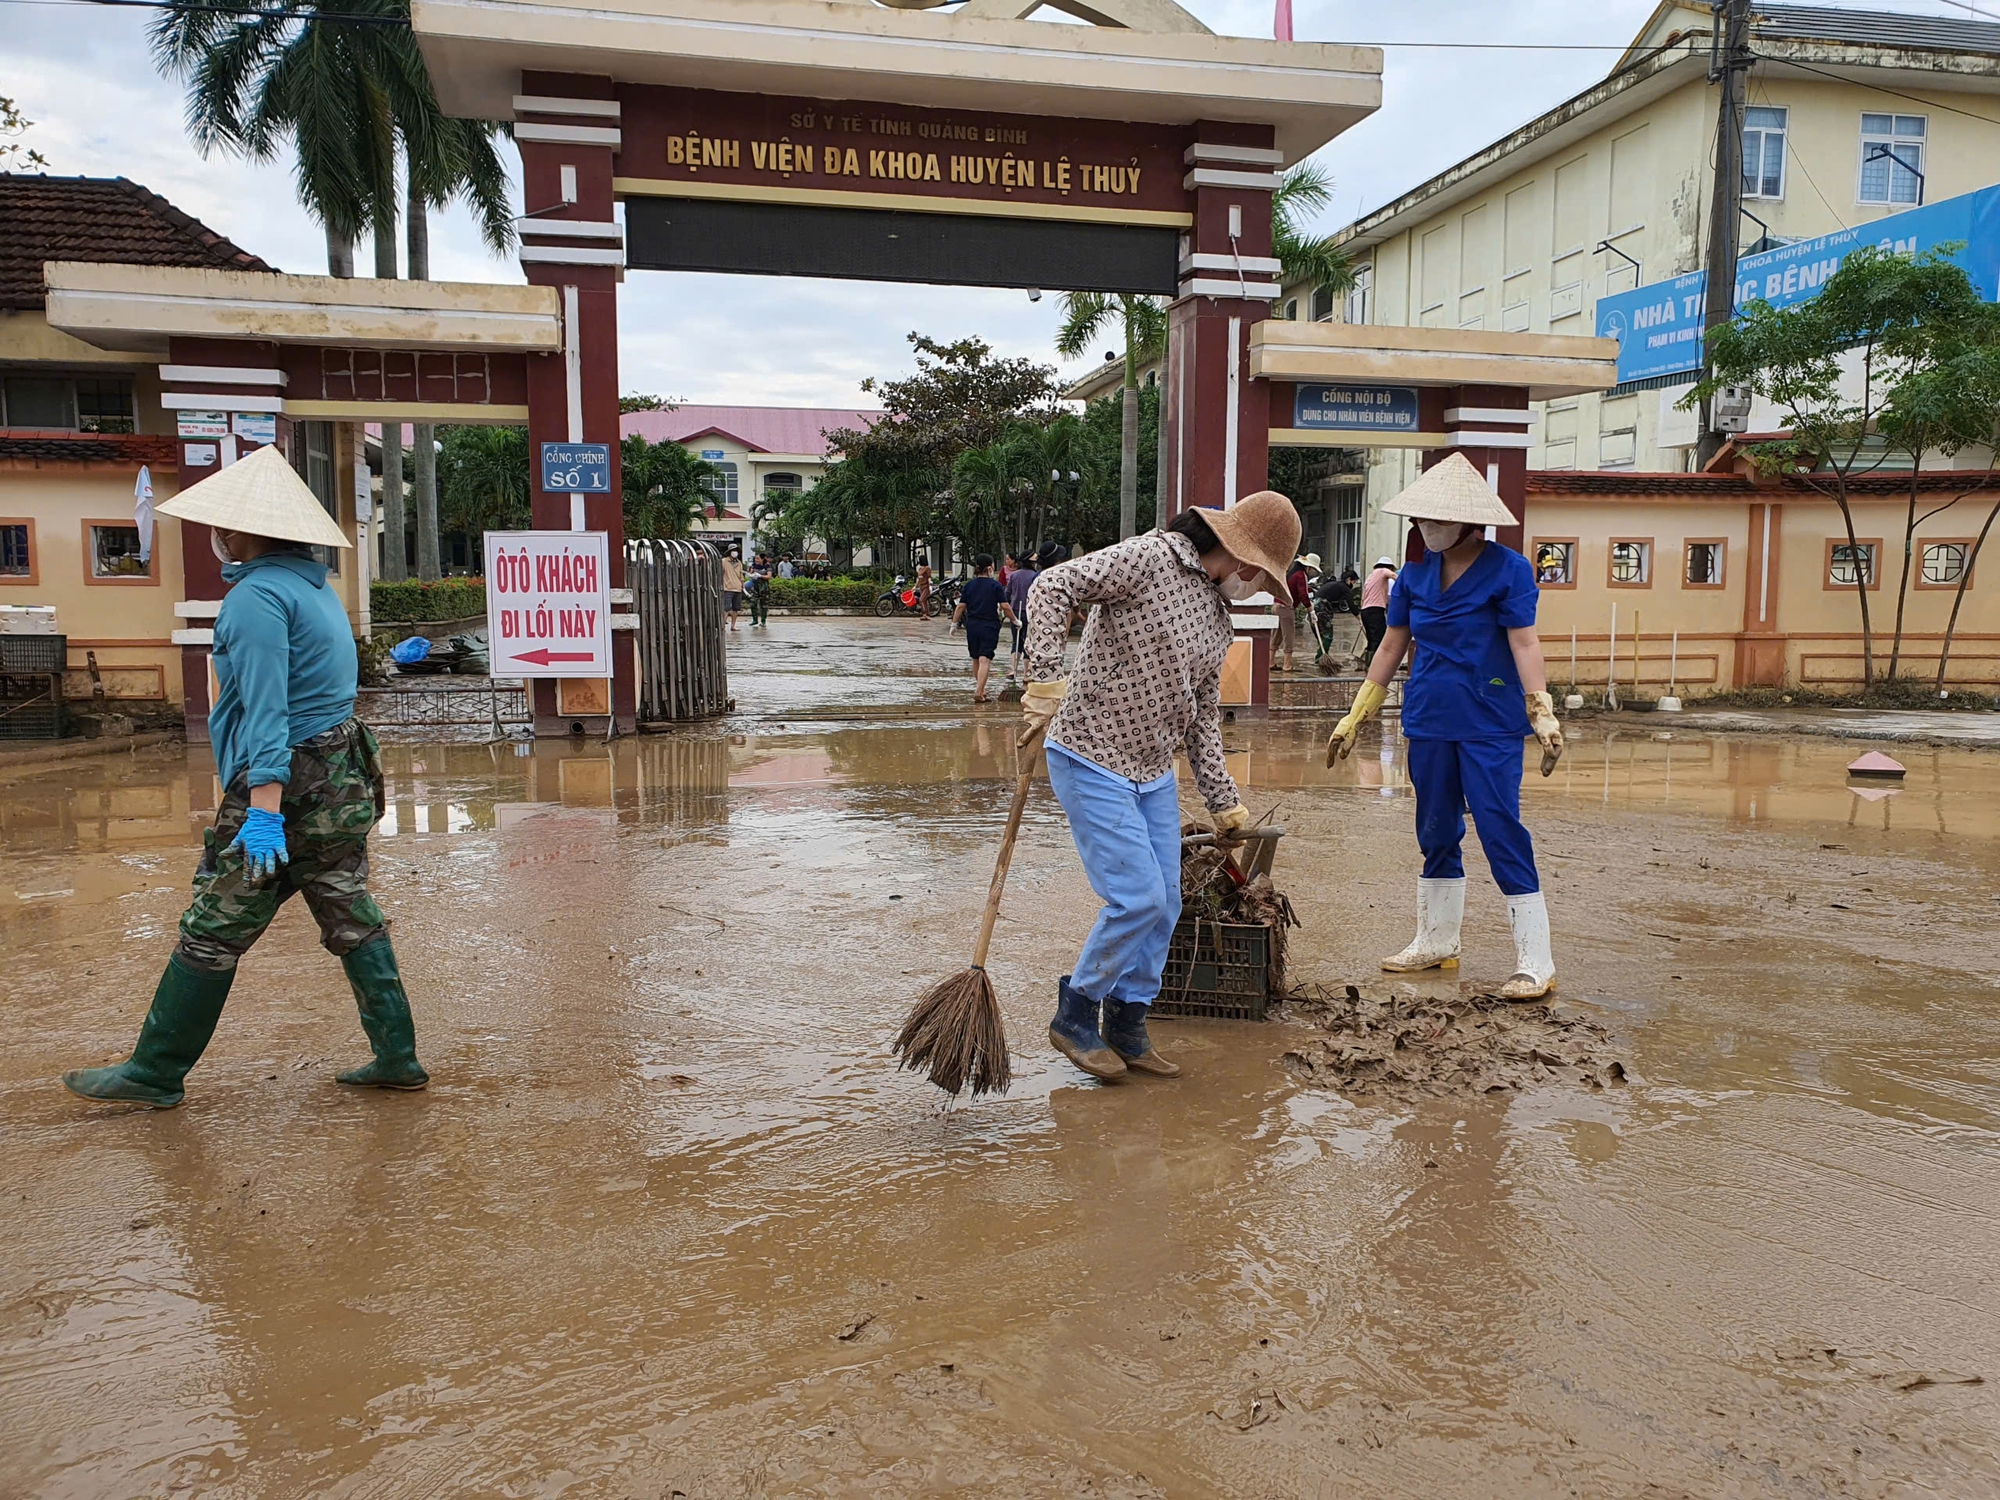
<box><xmin>1181</xmin><ymin>827</ymin><xmax>1298</xmax><ymax>999</ymax></box>
<box><xmin>1280</xmin><ymin>983</ymin><xmax>1629</xmax><ymax>1101</ymax></box>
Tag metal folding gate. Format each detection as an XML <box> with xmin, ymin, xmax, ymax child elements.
<box><xmin>626</xmin><ymin>538</ymin><xmax>729</xmax><ymax>722</ymax></box>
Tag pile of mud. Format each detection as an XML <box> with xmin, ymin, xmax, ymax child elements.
<box><xmin>1280</xmin><ymin>983</ymin><xmax>1629</xmax><ymax>1100</ymax></box>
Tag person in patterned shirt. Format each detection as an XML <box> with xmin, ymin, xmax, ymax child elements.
<box><xmin>1018</xmin><ymin>490</ymin><xmax>1301</xmax><ymax>1082</ymax></box>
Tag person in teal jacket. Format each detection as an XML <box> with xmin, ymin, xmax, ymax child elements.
<box><xmin>64</xmin><ymin>446</ymin><xmax>427</xmax><ymax>1109</ymax></box>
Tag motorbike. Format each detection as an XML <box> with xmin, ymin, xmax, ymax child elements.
<box><xmin>873</xmin><ymin>575</ymin><xmax>965</xmax><ymax>618</ymax></box>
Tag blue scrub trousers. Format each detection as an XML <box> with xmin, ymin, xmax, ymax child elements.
<box><xmin>1045</xmin><ymin>743</ymin><xmax>1183</xmax><ymax>1006</ymax></box>
<box><xmin>1407</xmin><ymin>736</ymin><xmax>1540</xmax><ymax>896</ymax></box>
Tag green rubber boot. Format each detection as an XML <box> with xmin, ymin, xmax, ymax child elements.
<box><xmin>336</xmin><ymin>934</ymin><xmax>429</xmax><ymax>1090</ymax></box>
<box><xmin>62</xmin><ymin>954</ymin><xmax>235</xmax><ymax>1109</ymax></box>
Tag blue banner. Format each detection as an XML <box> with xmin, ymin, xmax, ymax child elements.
<box><xmin>1293</xmin><ymin>382</ymin><xmax>1421</xmax><ymax>432</ymax></box>
<box><xmin>540</xmin><ymin>441</ymin><xmax>611</xmax><ymax>494</ymax></box>
<box><xmin>1594</xmin><ymin>184</ymin><xmax>2000</xmax><ymax>384</ymax></box>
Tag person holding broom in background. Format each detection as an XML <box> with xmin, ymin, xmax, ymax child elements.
<box><xmin>62</xmin><ymin>445</ymin><xmax>427</xmax><ymax>1109</ymax></box>
<box><xmin>1324</xmin><ymin>454</ymin><xmax>1565</xmax><ymax>999</ymax></box>
<box><xmin>1018</xmin><ymin>490</ymin><xmax>1301</xmax><ymax>1081</ymax></box>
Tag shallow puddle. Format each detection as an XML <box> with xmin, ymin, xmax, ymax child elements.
<box><xmin>4</xmin><ymin>618</ymin><xmax>1998</xmax><ymax>1496</ymax></box>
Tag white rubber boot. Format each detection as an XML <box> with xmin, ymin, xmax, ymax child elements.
<box><xmin>1496</xmin><ymin>891</ymin><xmax>1556</xmax><ymax>1000</ymax></box>
<box><xmin>1381</xmin><ymin>877</ymin><xmax>1464</xmax><ymax>972</ymax></box>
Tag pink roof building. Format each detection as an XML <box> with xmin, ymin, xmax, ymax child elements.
<box><xmin>620</xmin><ymin>404</ymin><xmax>881</xmax><ymax>457</ymax></box>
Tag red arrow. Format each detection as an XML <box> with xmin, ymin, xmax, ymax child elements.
<box><xmin>511</xmin><ymin>647</ymin><xmax>597</xmax><ymax>666</ymax></box>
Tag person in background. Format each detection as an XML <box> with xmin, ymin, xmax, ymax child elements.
<box><xmin>998</xmin><ymin>552</ymin><xmax>1015</xmax><ymax>591</ymax></box>
<box><xmin>1281</xmin><ymin>554</ymin><xmax>1313</xmax><ymax>673</ymax></box>
<box><xmin>1325</xmin><ymin>455</ymin><xmax>1565</xmax><ymax>1001</ymax></box>
<box><xmin>747</xmin><ymin>552</ymin><xmax>773</xmax><ymax>627</ymax></box>
<box><xmin>778</xmin><ymin>554</ymin><xmax>796</xmax><ymax>580</ymax></box>
<box><xmin>915</xmin><ymin>556</ymin><xmax>933</xmax><ymax>620</ymax></box>
<box><xmin>1005</xmin><ymin>549</ymin><xmax>1040</xmax><ymax>682</ymax></box>
<box><xmin>63</xmin><ymin>446</ymin><xmax>426</xmax><ymax>1109</ymax></box>
<box><xmin>952</xmin><ymin>553</ymin><xmax>1016</xmax><ymax>703</ymax></box>
<box><xmin>1360</xmin><ymin>555</ymin><xmax>1397</xmax><ymax>662</ymax></box>
<box><xmin>720</xmin><ymin>547</ymin><xmax>744</xmax><ymax>631</ymax></box>
<box><xmin>1020</xmin><ymin>492</ymin><xmax>1299</xmax><ymax>1083</ymax></box>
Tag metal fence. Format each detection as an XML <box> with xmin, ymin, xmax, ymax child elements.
<box><xmin>627</xmin><ymin>538</ymin><xmax>729</xmax><ymax>723</ymax></box>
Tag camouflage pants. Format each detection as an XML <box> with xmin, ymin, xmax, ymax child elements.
<box><xmin>178</xmin><ymin>718</ymin><xmax>388</xmax><ymax>972</ymax></box>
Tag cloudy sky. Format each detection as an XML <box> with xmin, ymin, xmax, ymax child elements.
<box><xmin>6</xmin><ymin>0</ymin><xmax>1984</xmax><ymax>405</ymax></box>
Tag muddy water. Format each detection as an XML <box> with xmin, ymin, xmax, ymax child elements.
<box><xmin>4</xmin><ymin>620</ymin><xmax>1999</xmax><ymax>1496</ymax></box>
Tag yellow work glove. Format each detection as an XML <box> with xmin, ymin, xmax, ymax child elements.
<box><xmin>1213</xmin><ymin>802</ymin><xmax>1252</xmax><ymax>846</ymax></box>
<box><xmin>1526</xmin><ymin>690</ymin><xmax>1564</xmax><ymax>776</ymax></box>
<box><xmin>1018</xmin><ymin>679</ymin><xmax>1066</xmax><ymax>749</ymax></box>
<box><xmin>1325</xmin><ymin>678</ymin><xmax>1388</xmax><ymax>766</ymax></box>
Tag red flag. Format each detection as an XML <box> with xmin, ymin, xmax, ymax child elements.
<box><xmin>1274</xmin><ymin>0</ymin><xmax>1293</xmax><ymax>41</ymax></box>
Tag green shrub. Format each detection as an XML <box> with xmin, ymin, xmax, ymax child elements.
<box><xmin>371</xmin><ymin>578</ymin><xmax>487</xmax><ymax>622</ymax></box>
<box><xmin>764</xmin><ymin>577</ymin><xmax>882</xmax><ymax>608</ymax></box>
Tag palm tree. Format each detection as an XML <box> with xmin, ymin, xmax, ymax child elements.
<box><xmin>1273</xmin><ymin>160</ymin><xmax>1356</xmax><ymax>306</ymax></box>
<box><xmin>621</xmin><ymin>436</ymin><xmax>727</xmax><ymax>541</ymax></box>
<box><xmin>1008</xmin><ymin>414</ymin><xmax>1085</xmax><ymax>553</ymax></box>
<box><xmin>1055</xmin><ymin>293</ymin><xmax>1166</xmax><ymax>542</ymax></box>
<box><xmin>152</xmin><ymin>0</ymin><xmax>515</xmax><ymax>580</ymax></box>
<box><xmin>952</xmin><ymin>440</ymin><xmax>1032</xmax><ymax>560</ymax></box>
<box><xmin>437</xmin><ymin>424</ymin><xmax>530</xmax><ymax>540</ymax></box>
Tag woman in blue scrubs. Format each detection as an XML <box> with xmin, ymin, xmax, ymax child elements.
<box><xmin>1325</xmin><ymin>455</ymin><xmax>1566</xmax><ymax>999</ymax></box>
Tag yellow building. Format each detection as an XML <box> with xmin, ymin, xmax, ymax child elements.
<box><xmin>1526</xmin><ymin>456</ymin><xmax>2000</xmax><ymax>692</ymax></box>
<box><xmin>0</xmin><ymin>176</ymin><xmax>281</xmax><ymax>716</ymax></box>
<box><xmin>1305</xmin><ymin>1</ymin><xmax>2000</xmax><ymax>561</ymax></box>
<box><xmin>620</xmin><ymin>403</ymin><xmax>880</xmax><ymax>560</ymax></box>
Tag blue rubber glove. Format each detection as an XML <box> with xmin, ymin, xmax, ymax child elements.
<box><xmin>226</xmin><ymin>805</ymin><xmax>290</xmax><ymax>883</ymax></box>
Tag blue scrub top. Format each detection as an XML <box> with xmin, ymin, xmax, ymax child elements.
<box><xmin>1387</xmin><ymin>541</ymin><xmax>1539</xmax><ymax>740</ymax></box>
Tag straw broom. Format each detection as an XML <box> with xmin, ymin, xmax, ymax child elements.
<box><xmin>893</xmin><ymin>723</ymin><xmax>1046</xmax><ymax>1098</ymax></box>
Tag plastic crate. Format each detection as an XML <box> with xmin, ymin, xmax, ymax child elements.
<box><xmin>0</xmin><ymin>680</ymin><xmax>65</xmax><ymax>739</ymax></box>
<box><xmin>0</xmin><ymin>634</ymin><xmax>65</xmax><ymax>675</ymax></box>
<box><xmin>1156</xmin><ymin>917</ymin><xmax>1270</xmax><ymax>1021</ymax></box>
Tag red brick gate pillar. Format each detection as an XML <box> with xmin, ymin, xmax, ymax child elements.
<box><xmin>1420</xmin><ymin>386</ymin><xmax>1532</xmax><ymax>556</ymax></box>
<box><xmin>514</xmin><ymin>75</ymin><xmax>634</xmax><ymax>733</ymax></box>
<box><xmin>159</xmin><ymin>338</ymin><xmax>288</xmax><ymax>739</ymax></box>
<box><xmin>1159</xmin><ymin>126</ymin><xmax>1283</xmax><ymax>705</ymax></box>
<box><xmin>1160</xmin><ymin>124</ymin><xmax>1281</xmax><ymax>523</ymax></box>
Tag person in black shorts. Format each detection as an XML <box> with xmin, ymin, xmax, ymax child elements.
<box><xmin>952</xmin><ymin>553</ymin><xmax>1016</xmax><ymax>703</ymax></box>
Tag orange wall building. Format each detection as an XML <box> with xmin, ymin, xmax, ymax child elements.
<box><xmin>1525</xmin><ymin>462</ymin><xmax>2000</xmax><ymax>695</ymax></box>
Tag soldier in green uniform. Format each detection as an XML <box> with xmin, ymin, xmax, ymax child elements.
<box><xmin>63</xmin><ymin>445</ymin><xmax>428</xmax><ymax>1109</ymax></box>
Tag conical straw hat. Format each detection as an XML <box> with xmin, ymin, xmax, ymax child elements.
<box><xmin>1377</xmin><ymin>452</ymin><xmax>1516</xmax><ymax>526</ymax></box>
<box><xmin>156</xmin><ymin>444</ymin><xmax>352</xmax><ymax>548</ymax></box>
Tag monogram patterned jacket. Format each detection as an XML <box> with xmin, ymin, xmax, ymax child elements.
<box><xmin>1023</xmin><ymin>529</ymin><xmax>1241</xmax><ymax>813</ymax></box>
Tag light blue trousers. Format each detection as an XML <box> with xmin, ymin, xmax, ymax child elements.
<box><xmin>1045</xmin><ymin>742</ymin><xmax>1183</xmax><ymax>1006</ymax></box>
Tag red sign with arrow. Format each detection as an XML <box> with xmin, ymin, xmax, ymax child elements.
<box><xmin>482</xmin><ymin>530</ymin><xmax>613</xmax><ymax>679</ymax></box>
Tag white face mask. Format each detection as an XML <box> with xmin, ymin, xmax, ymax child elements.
<box><xmin>1418</xmin><ymin>521</ymin><xmax>1468</xmax><ymax>553</ymax></box>
<box><xmin>211</xmin><ymin>530</ymin><xmax>236</xmax><ymax>565</ymax></box>
<box><xmin>1219</xmin><ymin>571</ymin><xmax>1262</xmax><ymax>602</ymax></box>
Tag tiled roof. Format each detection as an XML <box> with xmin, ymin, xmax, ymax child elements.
<box><xmin>1756</xmin><ymin>4</ymin><xmax>2000</xmax><ymax>58</ymax></box>
<box><xmin>1528</xmin><ymin>469</ymin><xmax>2000</xmax><ymax>496</ymax></box>
<box><xmin>621</xmin><ymin>404</ymin><xmax>883</xmax><ymax>457</ymax></box>
<box><xmin>1529</xmin><ymin>471</ymin><xmax>1754</xmax><ymax>495</ymax></box>
<box><xmin>0</xmin><ymin>431</ymin><xmax>178</xmax><ymax>466</ymax></box>
<box><xmin>0</xmin><ymin>174</ymin><xmax>274</xmax><ymax>311</ymax></box>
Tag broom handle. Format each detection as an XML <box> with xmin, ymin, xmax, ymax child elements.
<box><xmin>971</xmin><ymin>723</ymin><xmax>1046</xmax><ymax>969</ymax></box>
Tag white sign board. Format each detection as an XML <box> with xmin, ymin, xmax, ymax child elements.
<box><xmin>483</xmin><ymin>530</ymin><xmax>612</xmax><ymax>678</ymax></box>
<box><xmin>177</xmin><ymin>411</ymin><xmax>230</xmax><ymax>439</ymax></box>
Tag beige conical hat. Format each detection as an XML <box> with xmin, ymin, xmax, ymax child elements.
<box><xmin>1377</xmin><ymin>452</ymin><xmax>1517</xmax><ymax>526</ymax></box>
<box><xmin>156</xmin><ymin>444</ymin><xmax>352</xmax><ymax>549</ymax></box>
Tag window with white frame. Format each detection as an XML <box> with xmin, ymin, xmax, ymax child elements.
<box><xmin>1332</xmin><ymin>486</ymin><xmax>1364</xmax><ymax>573</ymax></box>
<box><xmin>701</xmin><ymin>460</ymin><xmax>739</xmax><ymax>512</ymax></box>
<box><xmin>1742</xmin><ymin>107</ymin><xmax>1788</xmax><ymax>200</ymax></box>
<box><xmin>1830</xmin><ymin>542</ymin><xmax>1877</xmax><ymax>586</ymax></box>
<box><xmin>1344</xmin><ymin>265</ymin><xmax>1372</xmax><ymax>326</ymax></box>
<box><xmin>1610</xmin><ymin>539</ymin><xmax>1651</xmax><ymax>584</ymax></box>
<box><xmin>1921</xmin><ymin>540</ymin><xmax>1968</xmax><ymax>585</ymax></box>
<box><xmin>0</xmin><ymin>523</ymin><xmax>30</xmax><ymax>576</ymax></box>
<box><xmin>1309</xmin><ymin>285</ymin><xmax>1337</xmax><ymax>323</ymax></box>
<box><xmin>1281</xmin><ymin>297</ymin><xmax>1299</xmax><ymax>321</ymax></box>
<box><xmin>1685</xmin><ymin>540</ymin><xmax>1725</xmax><ymax>586</ymax></box>
<box><xmin>1534</xmin><ymin>541</ymin><xmax>1575</xmax><ymax>585</ymax></box>
<box><xmin>1860</xmin><ymin>114</ymin><xmax>1925</xmax><ymax>205</ymax></box>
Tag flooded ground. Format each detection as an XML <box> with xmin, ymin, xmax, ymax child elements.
<box><xmin>4</xmin><ymin>618</ymin><xmax>1999</xmax><ymax>1497</ymax></box>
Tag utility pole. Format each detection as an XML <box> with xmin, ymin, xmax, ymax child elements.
<box><xmin>1697</xmin><ymin>0</ymin><xmax>1754</xmax><ymax>468</ymax></box>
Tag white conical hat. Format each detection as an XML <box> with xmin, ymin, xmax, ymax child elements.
<box><xmin>156</xmin><ymin>444</ymin><xmax>352</xmax><ymax>549</ymax></box>
<box><xmin>1377</xmin><ymin>452</ymin><xmax>1516</xmax><ymax>526</ymax></box>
